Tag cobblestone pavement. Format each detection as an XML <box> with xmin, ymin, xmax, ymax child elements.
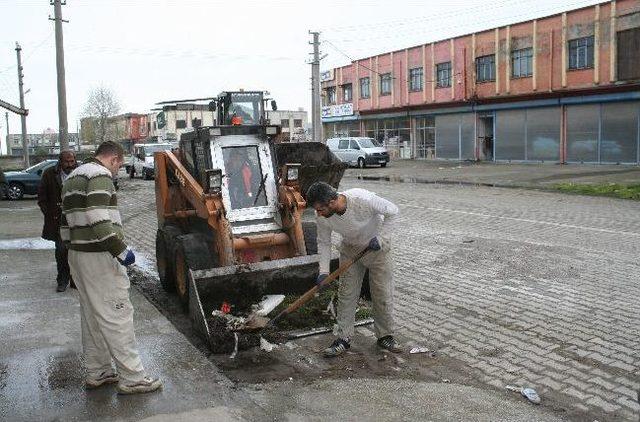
<box><xmin>118</xmin><ymin>174</ymin><xmax>640</xmax><ymax>421</ymax></box>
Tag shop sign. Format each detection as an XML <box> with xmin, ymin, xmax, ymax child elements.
<box><xmin>322</xmin><ymin>103</ymin><xmax>353</xmax><ymax>118</ymax></box>
<box><xmin>320</xmin><ymin>69</ymin><xmax>334</xmax><ymax>82</ymax></box>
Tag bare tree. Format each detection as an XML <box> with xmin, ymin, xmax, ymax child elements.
<box><xmin>82</xmin><ymin>85</ymin><xmax>121</xmax><ymax>144</ymax></box>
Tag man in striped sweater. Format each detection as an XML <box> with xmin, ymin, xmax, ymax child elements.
<box><xmin>61</xmin><ymin>141</ymin><xmax>161</xmax><ymax>395</ymax></box>
<box><xmin>306</xmin><ymin>182</ymin><xmax>403</xmax><ymax>357</ymax></box>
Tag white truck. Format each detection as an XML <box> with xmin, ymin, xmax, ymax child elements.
<box><xmin>127</xmin><ymin>143</ymin><xmax>174</xmax><ymax>180</ymax></box>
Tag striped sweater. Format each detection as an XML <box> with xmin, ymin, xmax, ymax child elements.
<box><xmin>60</xmin><ymin>159</ymin><xmax>127</xmax><ymax>256</ymax></box>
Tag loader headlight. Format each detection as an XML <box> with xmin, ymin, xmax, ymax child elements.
<box><xmin>284</xmin><ymin>163</ymin><xmax>300</xmax><ymax>182</ymax></box>
<box><xmin>206</xmin><ymin>169</ymin><xmax>223</xmax><ymax>193</ymax></box>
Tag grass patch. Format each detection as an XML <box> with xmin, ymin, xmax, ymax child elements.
<box><xmin>552</xmin><ymin>183</ymin><xmax>640</xmax><ymax>200</ymax></box>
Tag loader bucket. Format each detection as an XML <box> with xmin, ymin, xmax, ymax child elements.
<box><xmin>187</xmin><ymin>255</ymin><xmax>320</xmax><ymax>349</ymax></box>
<box><xmin>274</xmin><ymin>142</ymin><xmax>346</xmax><ymax>198</ymax></box>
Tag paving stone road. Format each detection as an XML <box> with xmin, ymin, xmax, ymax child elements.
<box><xmin>118</xmin><ymin>174</ymin><xmax>640</xmax><ymax>421</ymax></box>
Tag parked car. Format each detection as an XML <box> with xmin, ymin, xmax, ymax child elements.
<box><xmin>326</xmin><ymin>137</ymin><xmax>390</xmax><ymax>168</ymax></box>
<box><xmin>126</xmin><ymin>143</ymin><xmax>174</xmax><ymax>180</ymax></box>
<box><xmin>3</xmin><ymin>159</ymin><xmax>57</xmax><ymax>200</ymax></box>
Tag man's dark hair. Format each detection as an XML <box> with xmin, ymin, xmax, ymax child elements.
<box><xmin>306</xmin><ymin>182</ymin><xmax>338</xmax><ymax>207</ymax></box>
<box><xmin>58</xmin><ymin>149</ymin><xmax>76</xmax><ymax>160</ymax></box>
<box><xmin>96</xmin><ymin>140</ymin><xmax>124</xmax><ymax>158</ymax></box>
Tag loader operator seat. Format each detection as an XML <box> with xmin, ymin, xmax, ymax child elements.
<box><xmin>224</xmin><ymin>147</ymin><xmax>266</xmax><ymax>209</ymax></box>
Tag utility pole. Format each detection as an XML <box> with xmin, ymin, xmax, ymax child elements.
<box><xmin>309</xmin><ymin>31</ymin><xmax>323</xmax><ymax>143</ymax></box>
<box><xmin>15</xmin><ymin>42</ymin><xmax>29</xmax><ymax>167</ymax></box>
<box><xmin>50</xmin><ymin>0</ymin><xmax>69</xmax><ymax>150</ymax></box>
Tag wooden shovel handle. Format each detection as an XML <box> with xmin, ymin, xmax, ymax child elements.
<box><xmin>269</xmin><ymin>246</ymin><xmax>371</xmax><ymax>325</ymax></box>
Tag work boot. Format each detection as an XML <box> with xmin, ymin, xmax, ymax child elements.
<box><xmin>86</xmin><ymin>371</ymin><xmax>119</xmax><ymax>389</ymax></box>
<box><xmin>69</xmin><ymin>279</ymin><xmax>77</xmax><ymax>290</ymax></box>
<box><xmin>377</xmin><ymin>336</ymin><xmax>403</xmax><ymax>353</ymax></box>
<box><xmin>116</xmin><ymin>377</ymin><xmax>162</xmax><ymax>395</ymax></box>
<box><xmin>323</xmin><ymin>338</ymin><xmax>350</xmax><ymax>357</ymax></box>
<box><xmin>56</xmin><ymin>282</ymin><xmax>68</xmax><ymax>292</ymax></box>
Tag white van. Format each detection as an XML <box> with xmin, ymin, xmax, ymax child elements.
<box><xmin>326</xmin><ymin>137</ymin><xmax>390</xmax><ymax>168</ymax></box>
<box><xmin>128</xmin><ymin>143</ymin><xmax>174</xmax><ymax>180</ymax></box>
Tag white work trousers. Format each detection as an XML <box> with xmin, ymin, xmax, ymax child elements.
<box><xmin>334</xmin><ymin>245</ymin><xmax>394</xmax><ymax>340</ymax></box>
<box><xmin>68</xmin><ymin>250</ymin><xmax>146</xmax><ymax>383</ymax></box>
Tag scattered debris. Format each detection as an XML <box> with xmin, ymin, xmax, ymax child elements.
<box><xmin>462</xmin><ymin>239</ymin><xmax>475</xmax><ymax>244</ymax></box>
<box><xmin>521</xmin><ymin>388</ymin><xmax>541</xmax><ymax>404</ymax></box>
<box><xmin>212</xmin><ymin>310</ymin><xmax>247</xmax><ymax>331</ymax></box>
<box><xmin>259</xmin><ymin>336</ymin><xmax>277</xmax><ymax>352</ymax></box>
<box><xmin>378</xmin><ymin>355</ymin><xmax>387</xmax><ymax>362</ymax></box>
<box><xmin>441</xmin><ymin>378</ymin><xmax>450</xmax><ymax>383</ymax></box>
<box><xmin>287</xmin><ymin>318</ymin><xmax>374</xmax><ymax>340</ymax></box>
<box><xmin>505</xmin><ymin>385</ymin><xmax>541</xmax><ymax>405</ymax></box>
<box><xmin>229</xmin><ymin>333</ymin><xmax>239</xmax><ymax>359</ymax></box>
<box><xmin>324</xmin><ymin>293</ymin><xmax>336</xmax><ymax>318</ymax></box>
<box><xmin>409</xmin><ymin>346</ymin><xmax>431</xmax><ymax>354</ymax></box>
<box><xmin>253</xmin><ymin>295</ymin><xmax>286</xmax><ymax>316</ymax></box>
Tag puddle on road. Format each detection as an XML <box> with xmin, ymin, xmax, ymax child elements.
<box><xmin>0</xmin><ymin>238</ymin><xmax>54</xmax><ymax>250</ymax></box>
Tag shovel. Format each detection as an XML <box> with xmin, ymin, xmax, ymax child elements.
<box><xmin>241</xmin><ymin>245</ymin><xmax>372</xmax><ymax>331</ymax></box>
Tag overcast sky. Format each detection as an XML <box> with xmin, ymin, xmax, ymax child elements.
<box><xmin>0</xmin><ymin>0</ymin><xmax>602</xmax><ymax>154</ymax></box>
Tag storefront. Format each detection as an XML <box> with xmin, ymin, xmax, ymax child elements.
<box><xmin>322</xmin><ymin>96</ymin><xmax>640</xmax><ymax>164</ymax></box>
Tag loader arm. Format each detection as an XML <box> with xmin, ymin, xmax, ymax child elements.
<box><xmin>155</xmin><ymin>150</ymin><xmax>235</xmax><ymax>266</ymax></box>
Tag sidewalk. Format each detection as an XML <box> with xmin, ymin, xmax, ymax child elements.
<box><xmin>343</xmin><ymin>160</ymin><xmax>640</xmax><ymax>188</ymax></box>
<box><xmin>0</xmin><ymin>198</ymin><xmax>569</xmax><ymax>421</ymax></box>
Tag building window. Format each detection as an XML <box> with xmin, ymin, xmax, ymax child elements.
<box><xmin>192</xmin><ymin>118</ymin><xmax>202</xmax><ymax>128</ymax></box>
<box><xmin>409</xmin><ymin>67</ymin><xmax>424</xmax><ymax>91</ymax></box>
<box><xmin>379</xmin><ymin>73</ymin><xmax>392</xmax><ymax>95</ymax></box>
<box><xmin>176</xmin><ymin>120</ymin><xmax>187</xmax><ymax>129</ymax></box>
<box><xmin>475</xmin><ymin>55</ymin><xmax>495</xmax><ymax>82</ymax></box>
<box><xmin>436</xmin><ymin>62</ymin><xmax>451</xmax><ymax>88</ymax></box>
<box><xmin>568</xmin><ymin>36</ymin><xmax>594</xmax><ymax>70</ymax></box>
<box><xmin>293</xmin><ymin>119</ymin><xmax>303</xmax><ymax>128</ymax></box>
<box><xmin>280</xmin><ymin>119</ymin><xmax>290</xmax><ymax>128</ymax></box>
<box><xmin>342</xmin><ymin>84</ymin><xmax>352</xmax><ymax>102</ymax></box>
<box><xmin>511</xmin><ymin>48</ymin><xmax>533</xmax><ymax>78</ymax></box>
<box><xmin>359</xmin><ymin>77</ymin><xmax>370</xmax><ymax>99</ymax></box>
<box><xmin>617</xmin><ymin>28</ymin><xmax>640</xmax><ymax>81</ymax></box>
<box><xmin>323</xmin><ymin>87</ymin><xmax>336</xmax><ymax>106</ymax></box>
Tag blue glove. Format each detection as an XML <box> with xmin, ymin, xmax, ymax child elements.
<box><xmin>316</xmin><ymin>273</ymin><xmax>329</xmax><ymax>290</ymax></box>
<box><xmin>117</xmin><ymin>249</ymin><xmax>136</xmax><ymax>266</ymax></box>
<box><xmin>368</xmin><ymin>237</ymin><xmax>381</xmax><ymax>251</ymax></box>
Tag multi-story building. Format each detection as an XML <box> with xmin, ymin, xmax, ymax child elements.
<box><xmin>266</xmin><ymin>109</ymin><xmax>309</xmax><ymax>142</ymax></box>
<box><xmin>80</xmin><ymin>113</ymin><xmax>150</xmax><ymax>151</ymax></box>
<box><xmin>321</xmin><ymin>0</ymin><xmax>640</xmax><ymax>164</ymax></box>
<box><xmin>148</xmin><ymin>104</ymin><xmax>217</xmax><ymax>142</ymax></box>
<box><xmin>7</xmin><ymin>130</ymin><xmax>79</xmax><ymax>157</ymax></box>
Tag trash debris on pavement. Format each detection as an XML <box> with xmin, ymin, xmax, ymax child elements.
<box><xmin>505</xmin><ymin>385</ymin><xmax>541</xmax><ymax>405</ymax></box>
<box><xmin>409</xmin><ymin>346</ymin><xmax>431</xmax><ymax>354</ymax></box>
<box><xmin>462</xmin><ymin>239</ymin><xmax>475</xmax><ymax>243</ymax></box>
<box><xmin>229</xmin><ymin>332</ymin><xmax>239</xmax><ymax>359</ymax></box>
<box><xmin>260</xmin><ymin>336</ymin><xmax>277</xmax><ymax>352</ymax></box>
<box><xmin>212</xmin><ymin>310</ymin><xmax>247</xmax><ymax>331</ymax></box>
<box><xmin>324</xmin><ymin>293</ymin><xmax>336</xmax><ymax>318</ymax></box>
<box><xmin>441</xmin><ymin>378</ymin><xmax>450</xmax><ymax>383</ymax></box>
<box><xmin>521</xmin><ymin>388</ymin><xmax>541</xmax><ymax>404</ymax></box>
<box><xmin>253</xmin><ymin>295</ymin><xmax>286</xmax><ymax>317</ymax></box>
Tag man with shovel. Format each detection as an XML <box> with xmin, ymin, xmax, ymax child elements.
<box><xmin>306</xmin><ymin>182</ymin><xmax>402</xmax><ymax>357</ymax></box>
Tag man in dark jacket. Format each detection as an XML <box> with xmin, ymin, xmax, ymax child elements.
<box><xmin>38</xmin><ymin>150</ymin><xmax>77</xmax><ymax>292</ymax></box>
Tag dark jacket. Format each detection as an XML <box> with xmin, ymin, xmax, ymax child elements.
<box><xmin>37</xmin><ymin>164</ymin><xmax>65</xmax><ymax>241</ymax></box>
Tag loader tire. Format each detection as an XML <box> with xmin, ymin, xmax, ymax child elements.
<box><xmin>156</xmin><ymin>225</ymin><xmax>183</xmax><ymax>292</ymax></box>
<box><xmin>302</xmin><ymin>221</ymin><xmax>317</xmax><ymax>255</ymax></box>
<box><xmin>174</xmin><ymin>233</ymin><xmax>217</xmax><ymax>308</ymax></box>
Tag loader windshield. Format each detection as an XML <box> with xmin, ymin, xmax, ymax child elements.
<box><xmin>222</xmin><ymin>146</ymin><xmax>268</xmax><ymax>209</ymax></box>
<box><xmin>227</xmin><ymin>93</ymin><xmax>262</xmax><ymax>125</ymax></box>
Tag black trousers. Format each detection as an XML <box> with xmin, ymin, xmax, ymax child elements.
<box><xmin>54</xmin><ymin>238</ymin><xmax>71</xmax><ymax>285</ymax></box>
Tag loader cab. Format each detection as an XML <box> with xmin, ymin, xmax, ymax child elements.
<box><xmin>212</xmin><ymin>135</ymin><xmax>280</xmax><ymax>235</ymax></box>
<box><xmin>209</xmin><ymin>91</ymin><xmax>277</xmax><ymax>126</ymax></box>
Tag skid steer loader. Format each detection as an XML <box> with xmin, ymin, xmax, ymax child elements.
<box><xmin>154</xmin><ymin>91</ymin><xmax>345</xmax><ymax>348</ymax></box>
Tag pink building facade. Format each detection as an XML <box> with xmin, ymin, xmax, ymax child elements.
<box><xmin>322</xmin><ymin>0</ymin><xmax>640</xmax><ymax>164</ymax></box>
